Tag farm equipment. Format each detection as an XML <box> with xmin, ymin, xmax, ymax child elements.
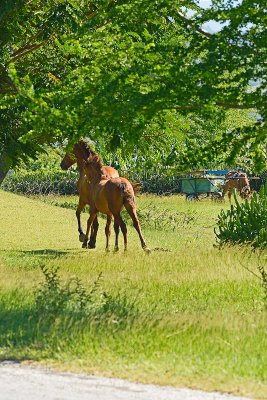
<box><xmin>180</xmin><ymin>170</ymin><xmax>226</xmax><ymax>200</ymax></box>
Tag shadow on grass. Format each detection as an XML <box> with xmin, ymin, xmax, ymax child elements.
<box><xmin>0</xmin><ymin>306</ymin><xmax>38</xmax><ymax>358</ymax></box>
<box><xmin>17</xmin><ymin>249</ymin><xmax>71</xmax><ymax>258</ymax></box>
<box><xmin>0</xmin><ymin>249</ymin><xmax>78</xmax><ymax>268</ymax></box>
<box><xmin>0</xmin><ymin>266</ymin><xmax>158</xmax><ymax>360</ymax></box>
<box><xmin>0</xmin><ymin>290</ymin><xmax>145</xmax><ymax>360</ymax></box>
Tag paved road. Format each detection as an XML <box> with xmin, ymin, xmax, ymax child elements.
<box><xmin>0</xmin><ymin>362</ymin><xmax>251</xmax><ymax>400</ymax></box>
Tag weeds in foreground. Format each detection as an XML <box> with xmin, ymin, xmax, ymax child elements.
<box><xmin>35</xmin><ymin>265</ymin><xmax>102</xmax><ymax>317</ymax></box>
<box><xmin>0</xmin><ymin>266</ymin><xmax>143</xmax><ymax>357</ymax></box>
<box><xmin>240</xmin><ymin>251</ymin><xmax>267</xmax><ymax>307</ymax></box>
<box><xmin>34</xmin><ymin>265</ymin><xmax>140</xmax><ymax>328</ymax></box>
<box><xmin>258</xmin><ymin>263</ymin><xmax>267</xmax><ymax>306</ymax></box>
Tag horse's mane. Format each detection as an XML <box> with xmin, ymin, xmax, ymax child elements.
<box><xmin>77</xmin><ymin>139</ymin><xmax>97</xmax><ymax>158</ymax></box>
<box><xmin>87</xmin><ymin>152</ymin><xmax>103</xmax><ymax>170</ymax></box>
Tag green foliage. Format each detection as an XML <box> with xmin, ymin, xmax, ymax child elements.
<box><xmin>1</xmin><ymin>147</ymin><xmax>77</xmax><ymax>194</ymax></box>
<box><xmin>215</xmin><ymin>184</ymin><xmax>267</xmax><ymax>248</ymax></box>
<box><xmin>0</xmin><ymin>0</ymin><xmax>266</xmax><ymax>180</ymax></box>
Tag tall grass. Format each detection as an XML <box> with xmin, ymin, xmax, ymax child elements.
<box><xmin>0</xmin><ymin>189</ymin><xmax>266</xmax><ymax>399</ymax></box>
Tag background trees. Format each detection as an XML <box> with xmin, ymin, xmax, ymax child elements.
<box><xmin>0</xmin><ymin>0</ymin><xmax>266</xmax><ymax>183</ymax></box>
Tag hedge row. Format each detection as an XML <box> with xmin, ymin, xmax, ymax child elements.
<box><xmin>2</xmin><ymin>170</ymin><xmax>78</xmax><ymax>195</ymax></box>
<box><xmin>2</xmin><ymin>169</ymin><xmax>266</xmax><ymax>196</ymax></box>
<box><xmin>2</xmin><ymin>169</ymin><xmax>184</xmax><ymax>195</ymax></box>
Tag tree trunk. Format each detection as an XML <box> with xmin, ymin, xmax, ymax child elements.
<box><xmin>0</xmin><ymin>154</ymin><xmax>11</xmax><ymax>185</ymax></box>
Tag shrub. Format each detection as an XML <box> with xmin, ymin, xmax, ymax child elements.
<box><xmin>215</xmin><ymin>183</ymin><xmax>267</xmax><ymax>248</ymax></box>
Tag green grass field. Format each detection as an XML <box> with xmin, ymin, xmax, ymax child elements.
<box><xmin>0</xmin><ymin>190</ymin><xmax>266</xmax><ymax>399</ymax></box>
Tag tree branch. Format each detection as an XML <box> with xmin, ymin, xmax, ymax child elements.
<box><xmin>8</xmin><ymin>7</ymin><xmax>99</xmax><ymax>64</ymax></box>
<box><xmin>176</xmin><ymin>11</ymin><xmax>212</xmax><ymax>39</ymax></box>
<box><xmin>10</xmin><ymin>43</ymin><xmax>45</xmax><ymax>62</ymax></box>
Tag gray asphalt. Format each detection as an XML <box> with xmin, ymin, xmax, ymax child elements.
<box><xmin>0</xmin><ymin>362</ymin><xmax>252</xmax><ymax>400</ymax></box>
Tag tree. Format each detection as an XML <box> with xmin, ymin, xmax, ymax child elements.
<box><xmin>0</xmin><ymin>0</ymin><xmax>266</xmax><ymax>183</ymax></box>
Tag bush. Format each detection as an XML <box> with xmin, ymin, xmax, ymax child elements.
<box><xmin>215</xmin><ymin>183</ymin><xmax>267</xmax><ymax>248</ymax></box>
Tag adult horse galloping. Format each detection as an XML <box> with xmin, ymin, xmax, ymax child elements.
<box><xmin>60</xmin><ymin>140</ymin><xmax>119</xmax><ymax>248</ymax></box>
<box><xmin>222</xmin><ymin>170</ymin><xmax>251</xmax><ymax>202</ymax></box>
<box><xmin>82</xmin><ymin>153</ymin><xmax>149</xmax><ymax>253</ymax></box>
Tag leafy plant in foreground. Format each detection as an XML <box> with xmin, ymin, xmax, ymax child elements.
<box><xmin>258</xmin><ymin>263</ymin><xmax>267</xmax><ymax>306</ymax></box>
<box><xmin>34</xmin><ymin>266</ymin><xmax>139</xmax><ymax>328</ymax></box>
<box><xmin>215</xmin><ymin>183</ymin><xmax>267</xmax><ymax>248</ymax></box>
<box><xmin>34</xmin><ymin>266</ymin><xmax>100</xmax><ymax>318</ymax></box>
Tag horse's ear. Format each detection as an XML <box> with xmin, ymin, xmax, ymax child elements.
<box><xmin>95</xmin><ymin>155</ymin><xmax>103</xmax><ymax>166</ymax></box>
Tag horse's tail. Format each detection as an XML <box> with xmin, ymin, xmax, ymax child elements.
<box><xmin>117</xmin><ymin>178</ymin><xmax>141</xmax><ymax>195</ymax></box>
<box><xmin>131</xmin><ymin>180</ymin><xmax>142</xmax><ymax>195</ymax></box>
<box><xmin>118</xmin><ymin>182</ymin><xmax>136</xmax><ymax>206</ymax></box>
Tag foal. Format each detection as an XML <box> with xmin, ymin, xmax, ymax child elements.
<box><xmin>60</xmin><ymin>140</ymin><xmax>119</xmax><ymax>247</ymax></box>
<box><xmin>82</xmin><ymin>154</ymin><xmax>149</xmax><ymax>252</ymax></box>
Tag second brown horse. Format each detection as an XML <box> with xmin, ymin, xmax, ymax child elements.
<box><xmin>82</xmin><ymin>153</ymin><xmax>149</xmax><ymax>252</ymax></box>
<box><xmin>222</xmin><ymin>170</ymin><xmax>251</xmax><ymax>202</ymax></box>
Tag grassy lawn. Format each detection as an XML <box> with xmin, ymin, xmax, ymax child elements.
<box><xmin>0</xmin><ymin>189</ymin><xmax>266</xmax><ymax>399</ymax></box>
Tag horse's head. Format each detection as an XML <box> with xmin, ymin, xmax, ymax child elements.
<box><xmin>61</xmin><ymin>139</ymin><xmax>96</xmax><ymax>170</ymax></box>
<box><xmin>73</xmin><ymin>140</ymin><xmax>97</xmax><ymax>166</ymax></box>
<box><xmin>240</xmin><ymin>185</ymin><xmax>251</xmax><ymax>199</ymax></box>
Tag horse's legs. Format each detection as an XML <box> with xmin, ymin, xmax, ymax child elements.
<box><xmin>76</xmin><ymin>198</ymin><xmax>86</xmax><ymax>242</ymax></box>
<box><xmin>228</xmin><ymin>190</ymin><xmax>232</xmax><ymax>203</ymax></box>
<box><xmin>105</xmin><ymin>215</ymin><xmax>112</xmax><ymax>252</ymax></box>
<box><xmin>125</xmin><ymin>204</ymin><xmax>149</xmax><ymax>251</ymax></box>
<box><xmin>88</xmin><ymin>217</ymin><xmax>99</xmax><ymax>249</ymax></box>
<box><xmin>82</xmin><ymin>212</ymin><xmax>97</xmax><ymax>248</ymax></box>
<box><xmin>113</xmin><ymin>214</ymin><xmax>127</xmax><ymax>251</ymax></box>
<box><xmin>113</xmin><ymin>222</ymin><xmax>120</xmax><ymax>251</ymax></box>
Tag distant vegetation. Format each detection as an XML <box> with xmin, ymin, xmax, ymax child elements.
<box><xmin>2</xmin><ymin>145</ymin><xmax>266</xmax><ymax>195</ymax></box>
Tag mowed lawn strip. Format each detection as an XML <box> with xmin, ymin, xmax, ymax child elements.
<box><xmin>0</xmin><ymin>190</ymin><xmax>266</xmax><ymax>399</ymax></box>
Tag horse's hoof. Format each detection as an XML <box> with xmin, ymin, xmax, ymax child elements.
<box><xmin>144</xmin><ymin>247</ymin><xmax>151</xmax><ymax>254</ymax></box>
<box><xmin>82</xmin><ymin>242</ymin><xmax>87</xmax><ymax>248</ymax></box>
<box><xmin>87</xmin><ymin>243</ymin><xmax>96</xmax><ymax>249</ymax></box>
<box><xmin>113</xmin><ymin>247</ymin><xmax>119</xmax><ymax>253</ymax></box>
<box><xmin>79</xmin><ymin>233</ymin><xmax>87</xmax><ymax>243</ymax></box>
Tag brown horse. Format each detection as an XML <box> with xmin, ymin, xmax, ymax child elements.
<box><xmin>60</xmin><ymin>140</ymin><xmax>119</xmax><ymax>247</ymax></box>
<box><xmin>82</xmin><ymin>153</ymin><xmax>149</xmax><ymax>252</ymax></box>
<box><xmin>222</xmin><ymin>170</ymin><xmax>251</xmax><ymax>202</ymax></box>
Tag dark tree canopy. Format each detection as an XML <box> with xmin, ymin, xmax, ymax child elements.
<box><xmin>0</xmin><ymin>0</ymin><xmax>266</xmax><ymax>182</ymax></box>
